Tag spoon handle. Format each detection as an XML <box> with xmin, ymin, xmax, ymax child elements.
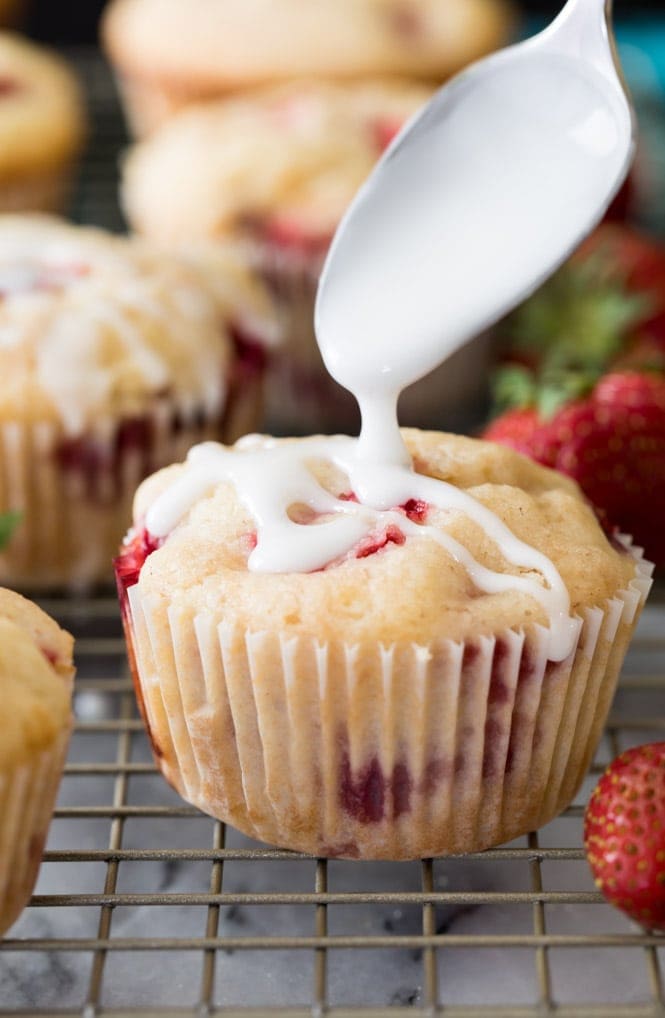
<box><xmin>546</xmin><ymin>0</ymin><xmax>620</xmax><ymax>77</ymax></box>
<box><xmin>560</xmin><ymin>0</ymin><xmax>612</xmax><ymax>19</ymax></box>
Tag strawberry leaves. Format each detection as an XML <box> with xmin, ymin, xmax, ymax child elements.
<box><xmin>492</xmin><ymin>364</ymin><xmax>536</xmax><ymax>413</ymax></box>
<box><xmin>492</xmin><ymin>241</ymin><xmax>653</xmax><ymax>418</ymax></box>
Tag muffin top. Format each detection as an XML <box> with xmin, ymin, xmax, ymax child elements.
<box><xmin>122</xmin><ymin>81</ymin><xmax>433</xmax><ymax>245</ymax></box>
<box><xmin>103</xmin><ymin>0</ymin><xmax>513</xmax><ymax>95</ymax></box>
<box><xmin>0</xmin><ymin>586</ymin><xmax>74</xmax><ymax>767</ymax></box>
<box><xmin>0</xmin><ymin>33</ymin><xmax>86</xmax><ymax>176</ymax></box>
<box><xmin>0</xmin><ymin>215</ymin><xmax>277</xmax><ymax>433</ymax></box>
<box><xmin>125</xmin><ymin>430</ymin><xmax>636</xmax><ymax>648</ymax></box>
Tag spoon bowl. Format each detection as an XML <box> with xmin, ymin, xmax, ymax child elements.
<box><xmin>315</xmin><ymin>0</ymin><xmax>635</xmax><ymax>404</ymax></box>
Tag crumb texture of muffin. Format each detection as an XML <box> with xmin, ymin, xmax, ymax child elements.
<box><xmin>0</xmin><ymin>587</ymin><xmax>74</xmax><ymax>935</ymax></box>
<box><xmin>103</xmin><ymin>0</ymin><xmax>514</xmax><ymax>135</ymax></box>
<box><xmin>118</xmin><ymin>430</ymin><xmax>652</xmax><ymax>859</ymax></box>
<box><xmin>0</xmin><ymin>215</ymin><xmax>276</xmax><ymax>590</ymax></box>
<box><xmin>0</xmin><ymin>33</ymin><xmax>86</xmax><ymax>212</ymax></box>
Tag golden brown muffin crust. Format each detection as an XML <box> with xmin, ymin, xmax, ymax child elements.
<box><xmin>0</xmin><ymin>587</ymin><xmax>74</xmax><ymax>766</ymax></box>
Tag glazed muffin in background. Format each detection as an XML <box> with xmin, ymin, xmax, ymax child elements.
<box><xmin>0</xmin><ymin>215</ymin><xmax>278</xmax><ymax>591</ymax></box>
<box><xmin>116</xmin><ymin>430</ymin><xmax>651</xmax><ymax>860</ymax></box>
<box><xmin>102</xmin><ymin>0</ymin><xmax>515</xmax><ymax>138</ymax></box>
<box><xmin>123</xmin><ymin>80</ymin><xmax>487</xmax><ymax>434</ymax></box>
<box><xmin>0</xmin><ymin>586</ymin><xmax>74</xmax><ymax>936</ymax></box>
<box><xmin>0</xmin><ymin>33</ymin><xmax>86</xmax><ymax>213</ymax></box>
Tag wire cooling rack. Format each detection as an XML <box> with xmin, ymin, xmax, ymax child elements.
<box><xmin>0</xmin><ymin>591</ymin><xmax>664</xmax><ymax>1018</ymax></box>
<box><xmin>69</xmin><ymin>46</ymin><xmax>128</xmax><ymax>234</ymax></box>
<box><xmin>1</xmin><ymin>47</ymin><xmax>665</xmax><ymax>1018</ymax></box>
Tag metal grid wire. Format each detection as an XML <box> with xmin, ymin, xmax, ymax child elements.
<box><xmin>0</xmin><ymin>48</ymin><xmax>665</xmax><ymax>1018</ymax></box>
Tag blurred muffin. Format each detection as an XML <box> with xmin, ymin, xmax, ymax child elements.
<box><xmin>103</xmin><ymin>0</ymin><xmax>514</xmax><ymax>137</ymax></box>
<box><xmin>0</xmin><ymin>586</ymin><xmax>74</xmax><ymax>936</ymax></box>
<box><xmin>116</xmin><ymin>430</ymin><xmax>651</xmax><ymax>859</ymax></box>
<box><xmin>0</xmin><ymin>33</ymin><xmax>86</xmax><ymax>213</ymax></box>
<box><xmin>124</xmin><ymin>80</ymin><xmax>478</xmax><ymax>433</ymax></box>
<box><xmin>0</xmin><ymin>215</ymin><xmax>278</xmax><ymax>590</ymax></box>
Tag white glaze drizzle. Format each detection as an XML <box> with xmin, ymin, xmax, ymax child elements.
<box><xmin>0</xmin><ymin>221</ymin><xmax>277</xmax><ymax>434</ymax></box>
<box><xmin>34</xmin><ymin>285</ymin><xmax>224</xmax><ymax>435</ymax></box>
<box><xmin>145</xmin><ymin>434</ymin><xmax>579</xmax><ymax>661</ymax></box>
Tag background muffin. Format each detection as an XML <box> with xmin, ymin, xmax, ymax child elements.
<box><xmin>0</xmin><ymin>215</ymin><xmax>278</xmax><ymax>590</ymax></box>
<box><xmin>102</xmin><ymin>0</ymin><xmax>515</xmax><ymax>137</ymax></box>
<box><xmin>0</xmin><ymin>586</ymin><xmax>74</xmax><ymax>936</ymax></box>
<box><xmin>116</xmin><ymin>430</ymin><xmax>652</xmax><ymax>859</ymax></box>
<box><xmin>123</xmin><ymin>80</ymin><xmax>488</xmax><ymax>434</ymax></box>
<box><xmin>0</xmin><ymin>33</ymin><xmax>86</xmax><ymax>213</ymax></box>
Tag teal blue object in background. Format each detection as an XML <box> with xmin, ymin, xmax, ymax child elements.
<box><xmin>616</xmin><ymin>19</ymin><xmax>665</xmax><ymax>97</ymax></box>
<box><xmin>615</xmin><ymin>19</ymin><xmax>665</xmax><ymax>236</ymax></box>
<box><xmin>526</xmin><ymin>15</ymin><xmax>665</xmax><ymax>95</ymax></box>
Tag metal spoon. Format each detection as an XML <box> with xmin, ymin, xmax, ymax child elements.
<box><xmin>315</xmin><ymin>0</ymin><xmax>635</xmax><ymax>406</ymax></box>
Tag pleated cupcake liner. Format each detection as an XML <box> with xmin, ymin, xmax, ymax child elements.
<box><xmin>0</xmin><ymin>725</ymin><xmax>71</xmax><ymax>937</ymax></box>
<box><xmin>123</xmin><ymin>539</ymin><xmax>652</xmax><ymax>860</ymax></box>
<box><xmin>0</xmin><ymin>392</ymin><xmax>252</xmax><ymax>592</ymax></box>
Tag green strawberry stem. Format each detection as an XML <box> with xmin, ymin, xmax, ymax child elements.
<box><xmin>0</xmin><ymin>510</ymin><xmax>20</xmax><ymax>550</ymax></box>
<box><xmin>492</xmin><ymin>254</ymin><xmax>652</xmax><ymax>420</ymax></box>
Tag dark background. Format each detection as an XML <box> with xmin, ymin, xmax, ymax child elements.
<box><xmin>25</xmin><ymin>0</ymin><xmax>665</xmax><ymax>44</ymax></box>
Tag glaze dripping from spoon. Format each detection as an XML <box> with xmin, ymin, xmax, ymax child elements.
<box><xmin>316</xmin><ymin>0</ymin><xmax>635</xmax><ymax>466</ymax></box>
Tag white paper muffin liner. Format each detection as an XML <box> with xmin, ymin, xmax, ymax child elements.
<box><xmin>0</xmin><ymin>725</ymin><xmax>71</xmax><ymax>936</ymax></box>
<box><xmin>0</xmin><ymin>393</ymin><xmax>251</xmax><ymax>592</ymax></box>
<box><xmin>122</xmin><ymin>537</ymin><xmax>652</xmax><ymax>860</ymax></box>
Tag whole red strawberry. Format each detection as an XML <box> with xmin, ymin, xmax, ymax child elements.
<box><xmin>481</xmin><ymin>408</ymin><xmax>541</xmax><ymax>458</ymax></box>
<box><xmin>485</xmin><ymin>371</ymin><xmax>665</xmax><ymax>563</ymax></box>
<box><xmin>585</xmin><ymin>743</ymin><xmax>665</xmax><ymax>931</ymax></box>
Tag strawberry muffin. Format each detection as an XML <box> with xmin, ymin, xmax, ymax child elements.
<box><xmin>102</xmin><ymin>0</ymin><xmax>515</xmax><ymax>137</ymax></box>
<box><xmin>116</xmin><ymin>430</ymin><xmax>651</xmax><ymax>859</ymax></box>
<box><xmin>0</xmin><ymin>586</ymin><xmax>74</xmax><ymax>936</ymax></box>
<box><xmin>0</xmin><ymin>33</ymin><xmax>86</xmax><ymax>213</ymax></box>
<box><xmin>123</xmin><ymin>80</ymin><xmax>482</xmax><ymax>434</ymax></box>
<box><xmin>0</xmin><ymin>215</ymin><xmax>278</xmax><ymax>590</ymax></box>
